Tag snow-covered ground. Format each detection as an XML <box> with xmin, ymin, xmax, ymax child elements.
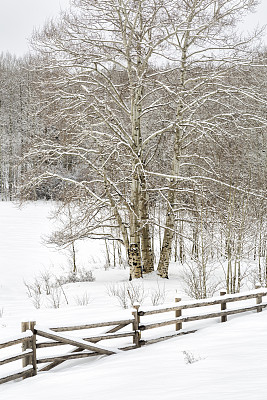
<box><xmin>1</xmin><ymin>202</ymin><xmax>267</xmax><ymax>399</ymax></box>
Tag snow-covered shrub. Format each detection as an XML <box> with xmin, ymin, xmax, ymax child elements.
<box><xmin>127</xmin><ymin>281</ymin><xmax>147</xmax><ymax>306</ymax></box>
<box><xmin>245</xmin><ymin>263</ymin><xmax>267</xmax><ymax>290</ymax></box>
<box><xmin>23</xmin><ymin>266</ymin><xmax>94</xmax><ymax>309</ymax></box>
<box><xmin>106</xmin><ymin>282</ymin><xmax>129</xmax><ymax>309</ymax></box>
<box><xmin>39</xmin><ymin>270</ymin><xmax>54</xmax><ymax>295</ymax></box>
<box><xmin>24</xmin><ymin>272</ymin><xmax>52</xmax><ymax>298</ymax></box>
<box><xmin>31</xmin><ymin>290</ymin><xmax>42</xmax><ymax>309</ymax></box>
<box><xmin>107</xmin><ymin>282</ymin><xmax>147</xmax><ymax>309</ymax></box>
<box><xmin>57</xmin><ymin>267</ymin><xmax>95</xmax><ymax>285</ymax></box>
<box><xmin>24</xmin><ymin>278</ymin><xmax>43</xmax><ymax>308</ymax></box>
<box><xmin>180</xmin><ymin>261</ymin><xmax>220</xmax><ymax>299</ymax></box>
<box><xmin>74</xmin><ymin>292</ymin><xmax>91</xmax><ymax>306</ymax></box>
<box><xmin>47</xmin><ymin>287</ymin><xmax>62</xmax><ymax>308</ymax></box>
<box><xmin>182</xmin><ymin>350</ymin><xmax>203</xmax><ymax>364</ymax></box>
<box><xmin>150</xmin><ymin>282</ymin><xmax>166</xmax><ymax>306</ymax></box>
<box><xmin>78</xmin><ymin>268</ymin><xmax>95</xmax><ymax>283</ymax></box>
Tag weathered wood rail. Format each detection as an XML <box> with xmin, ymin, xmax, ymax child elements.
<box><xmin>135</xmin><ymin>288</ymin><xmax>267</xmax><ymax>346</ymax></box>
<box><xmin>35</xmin><ymin>317</ymin><xmax>135</xmax><ymax>372</ymax></box>
<box><xmin>0</xmin><ymin>331</ymin><xmax>34</xmax><ymax>384</ymax></box>
<box><xmin>1</xmin><ymin>287</ymin><xmax>266</xmax><ymax>385</ymax></box>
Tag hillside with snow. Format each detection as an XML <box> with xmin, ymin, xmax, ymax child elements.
<box><xmin>1</xmin><ymin>202</ymin><xmax>267</xmax><ymax>400</ymax></box>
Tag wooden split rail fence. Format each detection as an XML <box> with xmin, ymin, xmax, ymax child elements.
<box><xmin>1</xmin><ymin>287</ymin><xmax>267</xmax><ymax>385</ymax></box>
<box><xmin>0</xmin><ymin>330</ymin><xmax>35</xmax><ymax>384</ymax></box>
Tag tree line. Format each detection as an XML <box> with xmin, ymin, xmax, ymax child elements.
<box><xmin>1</xmin><ymin>0</ymin><xmax>267</xmax><ymax>293</ymax></box>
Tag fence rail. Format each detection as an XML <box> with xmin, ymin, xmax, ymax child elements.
<box><xmin>135</xmin><ymin>287</ymin><xmax>267</xmax><ymax>346</ymax></box>
<box><xmin>0</xmin><ymin>332</ymin><xmax>33</xmax><ymax>349</ymax></box>
<box><xmin>0</xmin><ymin>366</ymin><xmax>34</xmax><ymax>385</ymax></box>
<box><xmin>48</xmin><ymin>319</ymin><xmax>134</xmax><ymax>332</ymax></box>
<box><xmin>1</xmin><ymin>287</ymin><xmax>267</xmax><ymax>385</ymax></box>
<box><xmin>0</xmin><ymin>331</ymin><xmax>35</xmax><ymax>385</ymax></box>
<box><xmin>138</xmin><ymin>290</ymin><xmax>267</xmax><ymax>316</ymax></box>
<box><xmin>36</xmin><ymin>317</ymin><xmax>136</xmax><ymax>372</ymax></box>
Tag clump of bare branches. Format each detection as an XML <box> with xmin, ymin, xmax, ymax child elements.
<box><xmin>150</xmin><ymin>281</ymin><xmax>166</xmax><ymax>306</ymax></box>
<box><xmin>74</xmin><ymin>292</ymin><xmax>91</xmax><ymax>306</ymax></box>
<box><xmin>47</xmin><ymin>287</ymin><xmax>62</xmax><ymax>309</ymax></box>
<box><xmin>57</xmin><ymin>267</ymin><xmax>95</xmax><ymax>285</ymax></box>
<box><xmin>182</xmin><ymin>350</ymin><xmax>204</xmax><ymax>364</ymax></box>
<box><xmin>107</xmin><ymin>282</ymin><xmax>148</xmax><ymax>309</ymax></box>
<box><xmin>24</xmin><ymin>266</ymin><xmax>95</xmax><ymax>309</ymax></box>
<box><xmin>181</xmin><ymin>261</ymin><xmax>220</xmax><ymax>300</ymax></box>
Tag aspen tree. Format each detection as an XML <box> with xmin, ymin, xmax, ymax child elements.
<box><xmin>20</xmin><ymin>0</ymin><xmax>267</xmax><ymax>283</ymax></box>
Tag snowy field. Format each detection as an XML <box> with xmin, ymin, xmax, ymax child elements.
<box><xmin>1</xmin><ymin>201</ymin><xmax>267</xmax><ymax>399</ymax></box>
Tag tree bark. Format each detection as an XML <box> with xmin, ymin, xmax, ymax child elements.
<box><xmin>139</xmin><ymin>171</ymin><xmax>154</xmax><ymax>274</ymax></box>
<box><xmin>157</xmin><ymin>189</ymin><xmax>175</xmax><ymax>278</ymax></box>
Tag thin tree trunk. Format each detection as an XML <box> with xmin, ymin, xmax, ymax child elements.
<box><xmin>174</xmin><ymin>231</ymin><xmax>178</xmax><ymax>262</ymax></box>
<box><xmin>128</xmin><ymin>73</ymin><xmax>151</xmax><ymax>279</ymax></box>
<box><xmin>157</xmin><ymin>122</ymin><xmax>182</xmax><ymax>278</ymax></box>
<box><xmin>139</xmin><ymin>172</ymin><xmax>154</xmax><ymax>274</ymax></box>
<box><xmin>104</xmin><ymin>238</ymin><xmax>111</xmax><ymax>269</ymax></box>
<box><xmin>157</xmin><ymin>17</ymin><xmax>190</xmax><ymax>278</ymax></box>
<box><xmin>128</xmin><ymin>168</ymin><xmax>142</xmax><ymax>279</ymax></box>
<box><xmin>157</xmin><ymin>189</ymin><xmax>175</xmax><ymax>278</ymax></box>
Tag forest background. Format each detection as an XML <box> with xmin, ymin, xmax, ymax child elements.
<box><xmin>1</xmin><ymin>0</ymin><xmax>267</xmax><ymax>297</ymax></box>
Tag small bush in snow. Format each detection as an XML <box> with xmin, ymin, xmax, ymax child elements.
<box><xmin>181</xmin><ymin>261</ymin><xmax>220</xmax><ymax>299</ymax></box>
<box><xmin>58</xmin><ymin>267</ymin><xmax>95</xmax><ymax>285</ymax></box>
<box><xmin>126</xmin><ymin>282</ymin><xmax>147</xmax><ymax>306</ymax></box>
<box><xmin>31</xmin><ymin>290</ymin><xmax>42</xmax><ymax>309</ymax></box>
<box><xmin>47</xmin><ymin>287</ymin><xmax>62</xmax><ymax>309</ymax></box>
<box><xmin>39</xmin><ymin>270</ymin><xmax>54</xmax><ymax>295</ymax></box>
<box><xmin>150</xmin><ymin>282</ymin><xmax>166</xmax><ymax>306</ymax></box>
<box><xmin>182</xmin><ymin>350</ymin><xmax>203</xmax><ymax>364</ymax></box>
<box><xmin>107</xmin><ymin>282</ymin><xmax>129</xmax><ymax>309</ymax></box>
<box><xmin>246</xmin><ymin>265</ymin><xmax>266</xmax><ymax>290</ymax></box>
<box><xmin>24</xmin><ymin>272</ymin><xmax>53</xmax><ymax>299</ymax></box>
<box><xmin>107</xmin><ymin>282</ymin><xmax>147</xmax><ymax>309</ymax></box>
<box><xmin>24</xmin><ymin>266</ymin><xmax>94</xmax><ymax>309</ymax></box>
<box><xmin>74</xmin><ymin>292</ymin><xmax>91</xmax><ymax>306</ymax></box>
<box><xmin>24</xmin><ymin>279</ymin><xmax>43</xmax><ymax>308</ymax></box>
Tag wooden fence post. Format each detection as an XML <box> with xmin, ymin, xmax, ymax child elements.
<box><xmin>220</xmin><ymin>291</ymin><xmax>227</xmax><ymax>322</ymax></box>
<box><xmin>175</xmin><ymin>298</ymin><xmax>182</xmax><ymax>331</ymax></box>
<box><xmin>29</xmin><ymin>321</ymin><xmax>37</xmax><ymax>376</ymax></box>
<box><xmin>132</xmin><ymin>304</ymin><xmax>141</xmax><ymax>347</ymax></box>
<box><xmin>21</xmin><ymin>321</ymin><xmax>31</xmax><ymax>370</ymax></box>
<box><xmin>255</xmin><ymin>285</ymin><xmax>263</xmax><ymax>312</ymax></box>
